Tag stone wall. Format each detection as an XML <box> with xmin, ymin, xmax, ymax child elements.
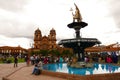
<box><xmin>41</xmin><ymin>70</ymin><xmax>120</xmax><ymax>80</ymax></box>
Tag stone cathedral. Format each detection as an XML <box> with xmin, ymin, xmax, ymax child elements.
<box><xmin>33</xmin><ymin>28</ymin><xmax>57</xmax><ymax>50</ymax></box>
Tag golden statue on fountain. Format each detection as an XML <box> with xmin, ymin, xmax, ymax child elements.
<box><xmin>72</xmin><ymin>3</ymin><xmax>82</xmax><ymax>22</ymax></box>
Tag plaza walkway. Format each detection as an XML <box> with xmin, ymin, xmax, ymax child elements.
<box><xmin>0</xmin><ymin>63</ymin><xmax>66</xmax><ymax>80</ymax></box>
<box><xmin>0</xmin><ymin>63</ymin><xmax>25</xmax><ymax>80</ymax></box>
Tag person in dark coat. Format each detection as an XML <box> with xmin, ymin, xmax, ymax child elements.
<box><xmin>14</xmin><ymin>56</ymin><xmax>18</xmax><ymax>67</ymax></box>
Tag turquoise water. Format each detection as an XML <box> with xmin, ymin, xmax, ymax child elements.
<box><xmin>43</xmin><ymin>63</ymin><xmax>120</xmax><ymax>75</ymax></box>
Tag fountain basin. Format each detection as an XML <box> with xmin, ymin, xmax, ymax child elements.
<box><xmin>43</xmin><ymin>63</ymin><xmax>120</xmax><ymax>75</ymax></box>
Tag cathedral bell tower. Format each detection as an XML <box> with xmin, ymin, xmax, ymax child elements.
<box><xmin>48</xmin><ymin>28</ymin><xmax>57</xmax><ymax>49</ymax></box>
<box><xmin>34</xmin><ymin>28</ymin><xmax>42</xmax><ymax>49</ymax></box>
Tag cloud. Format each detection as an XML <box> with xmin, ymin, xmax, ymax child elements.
<box><xmin>0</xmin><ymin>0</ymin><xmax>120</xmax><ymax>48</ymax></box>
<box><xmin>0</xmin><ymin>17</ymin><xmax>35</xmax><ymax>38</ymax></box>
<box><xmin>0</xmin><ymin>0</ymin><xmax>29</xmax><ymax>12</ymax></box>
<box><xmin>106</xmin><ymin>0</ymin><xmax>120</xmax><ymax>28</ymax></box>
<box><xmin>0</xmin><ymin>35</ymin><xmax>32</xmax><ymax>49</ymax></box>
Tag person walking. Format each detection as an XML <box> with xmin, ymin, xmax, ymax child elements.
<box><xmin>14</xmin><ymin>56</ymin><xmax>18</xmax><ymax>67</ymax></box>
<box><xmin>25</xmin><ymin>55</ymin><xmax>30</xmax><ymax>66</ymax></box>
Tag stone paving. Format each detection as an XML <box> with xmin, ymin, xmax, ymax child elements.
<box><xmin>0</xmin><ymin>63</ymin><xmax>25</xmax><ymax>80</ymax></box>
<box><xmin>0</xmin><ymin>63</ymin><xmax>66</xmax><ymax>80</ymax></box>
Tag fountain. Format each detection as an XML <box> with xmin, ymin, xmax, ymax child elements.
<box><xmin>58</xmin><ymin>3</ymin><xmax>101</xmax><ymax>62</ymax></box>
<box><xmin>41</xmin><ymin>4</ymin><xmax>120</xmax><ymax>80</ymax></box>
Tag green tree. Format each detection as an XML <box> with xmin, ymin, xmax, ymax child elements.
<box><xmin>49</xmin><ymin>49</ymin><xmax>60</xmax><ymax>56</ymax></box>
<box><xmin>62</xmin><ymin>50</ymin><xmax>73</xmax><ymax>57</ymax></box>
<box><xmin>39</xmin><ymin>50</ymin><xmax>49</xmax><ymax>56</ymax></box>
<box><xmin>30</xmin><ymin>50</ymin><xmax>41</xmax><ymax>55</ymax></box>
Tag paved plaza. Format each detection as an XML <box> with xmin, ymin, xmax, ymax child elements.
<box><xmin>0</xmin><ymin>63</ymin><xmax>66</xmax><ymax>80</ymax></box>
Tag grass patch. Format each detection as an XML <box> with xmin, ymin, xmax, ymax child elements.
<box><xmin>18</xmin><ymin>58</ymin><xmax>25</xmax><ymax>63</ymax></box>
<box><xmin>0</xmin><ymin>57</ymin><xmax>25</xmax><ymax>63</ymax></box>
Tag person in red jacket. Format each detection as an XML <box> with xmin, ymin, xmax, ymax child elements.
<box><xmin>106</xmin><ymin>55</ymin><xmax>112</xmax><ymax>63</ymax></box>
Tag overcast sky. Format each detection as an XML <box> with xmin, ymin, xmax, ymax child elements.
<box><xmin>0</xmin><ymin>0</ymin><xmax>120</xmax><ymax>49</ymax></box>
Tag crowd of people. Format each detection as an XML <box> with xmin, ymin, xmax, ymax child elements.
<box><xmin>25</xmin><ymin>55</ymin><xmax>71</xmax><ymax>66</ymax></box>
<box><xmin>90</xmin><ymin>52</ymin><xmax>119</xmax><ymax>64</ymax></box>
<box><xmin>30</xmin><ymin>53</ymin><xmax>119</xmax><ymax>75</ymax></box>
<box><xmin>25</xmin><ymin>55</ymin><xmax>71</xmax><ymax>75</ymax></box>
<box><xmin>1</xmin><ymin>51</ymin><xmax>117</xmax><ymax>75</ymax></box>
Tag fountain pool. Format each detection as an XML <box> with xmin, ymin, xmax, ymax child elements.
<box><xmin>43</xmin><ymin>63</ymin><xmax>120</xmax><ymax>76</ymax></box>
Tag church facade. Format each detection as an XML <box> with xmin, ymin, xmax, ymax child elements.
<box><xmin>31</xmin><ymin>28</ymin><xmax>73</xmax><ymax>54</ymax></box>
<box><xmin>33</xmin><ymin>28</ymin><xmax>57</xmax><ymax>50</ymax></box>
